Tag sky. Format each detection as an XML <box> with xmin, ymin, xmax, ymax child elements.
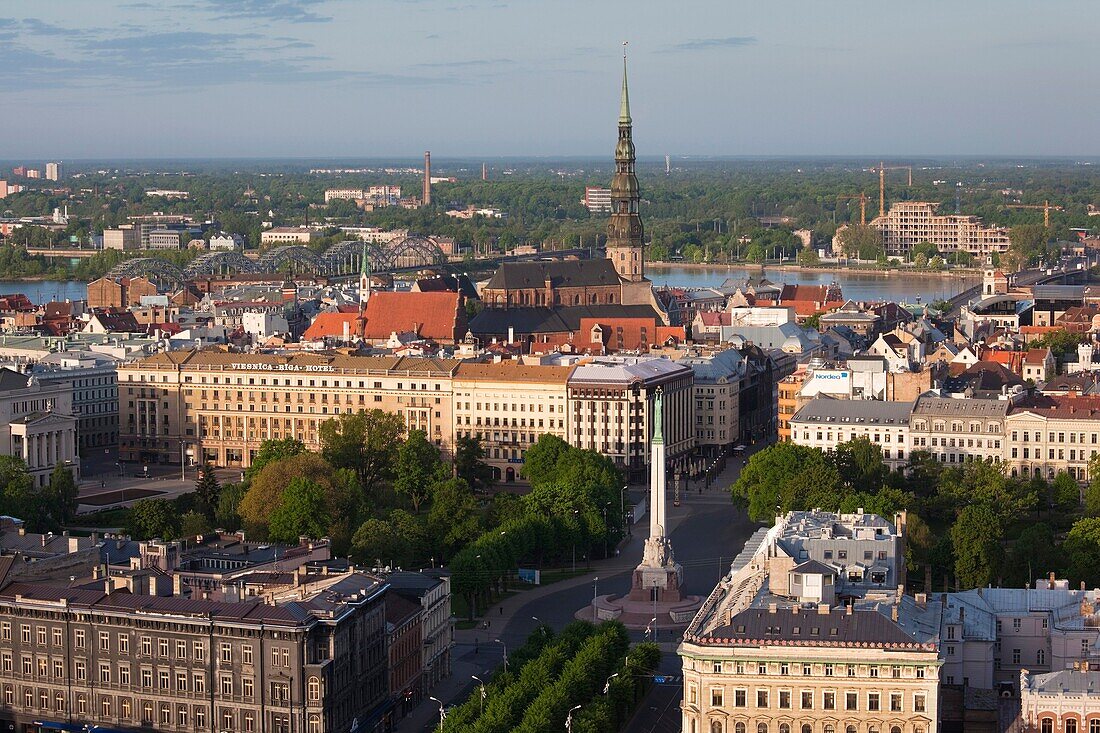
<box><xmin>0</xmin><ymin>0</ymin><xmax>1096</xmax><ymax>159</ymax></box>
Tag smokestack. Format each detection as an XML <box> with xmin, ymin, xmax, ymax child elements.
<box><xmin>482</xmin><ymin>162</ymin><xmax>487</xmax><ymax>181</ymax></box>
<box><xmin>423</xmin><ymin>151</ymin><xmax>431</xmax><ymax>205</ymax></box>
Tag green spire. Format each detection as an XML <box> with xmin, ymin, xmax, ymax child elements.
<box><xmin>652</xmin><ymin>388</ymin><xmax>664</xmax><ymax>444</ymax></box>
<box><xmin>360</xmin><ymin>243</ymin><xmax>370</xmax><ymax>276</ymax></box>
<box><xmin>619</xmin><ymin>50</ymin><xmax>631</xmax><ymax>126</ymax></box>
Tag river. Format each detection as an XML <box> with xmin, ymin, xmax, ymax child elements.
<box><xmin>646</xmin><ymin>264</ymin><xmax>979</xmax><ymax>304</ymax></box>
<box><xmin>0</xmin><ymin>266</ymin><xmax>978</xmax><ymax>307</ymax></box>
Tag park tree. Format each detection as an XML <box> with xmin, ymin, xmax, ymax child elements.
<box><xmin>245</xmin><ymin>438</ymin><xmax>306</xmax><ymax>482</ymax></box>
<box><xmin>731</xmin><ymin>443</ymin><xmax>841</xmax><ymax>522</ymax></box>
<box><xmin>320</xmin><ymin>410</ymin><xmax>406</xmax><ymax>493</ymax></box>
<box><xmin>45</xmin><ymin>466</ymin><xmax>78</xmax><ymax>527</ymax></box>
<box><xmin>454</xmin><ymin>434</ymin><xmax>495</xmax><ymax>492</ymax></box>
<box><xmin>351</xmin><ymin>518</ymin><xmax>411</xmax><ymax>568</ymax></box>
<box><xmin>832</xmin><ymin>436</ymin><xmax>887</xmax><ymax>491</ymax></box>
<box><xmin>1009</xmin><ymin>223</ymin><xmax>1049</xmax><ymax>265</ymax></box>
<box><xmin>836</xmin><ymin>225</ymin><xmax>884</xmax><ymax>260</ymax></box>
<box><xmin>796</xmin><ymin>247</ymin><xmax>820</xmax><ymax>266</ymax></box>
<box><xmin>1064</xmin><ymin>518</ymin><xmax>1100</xmax><ymax>588</ymax></box>
<box><xmin>395</xmin><ymin>429</ymin><xmax>445</xmax><ymax>512</ymax></box>
<box><xmin>951</xmin><ymin>504</ymin><xmax>1003</xmax><ymax>589</ymax></box>
<box><xmin>0</xmin><ymin>456</ymin><xmax>38</xmax><ymax>528</ymax></box>
<box><xmin>179</xmin><ymin>511</ymin><xmax>211</xmax><ymax>538</ymax></box>
<box><xmin>427</xmin><ymin>478</ymin><xmax>481</xmax><ymax>559</ymax></box>
<box><xmin>127</xmin><ymin>499</ymin><xmax>181</xmax><ymax>540</ymax></box>
<box><xmin>238</xmin><ymin>453</ymin><xmax>338</xmax><ymax>535</ymax></box>
<box><xmin>214</xmin><ymin>482</ymin><xmax>246</xmax><ymax>531</ymax></box>
<box><xmin>1005</xmin><ymin>522</ymin><xmax>1058</xmax><ymax>587</ymax></box>
<box><xmin>268</xmin><ymin>477</ymin><xmax>330</xmax><ymax>544</ymax></box>
<box><xmin>194</xmin><ymin>462</ymin><xmax>221</xmax><ymax>519</ymax></box>
<box><xmin>1051</xmin><ymin>470</ymin><xmax>1080</xmax><ymax>511</ymax></box>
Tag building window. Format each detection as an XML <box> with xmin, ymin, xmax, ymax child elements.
<box><xmin>1040</xmin><ymin>719</ymin><xmax>1052</xmax><ymax>733</ymax></box>
<box><xmin>778</xmin><ymin>690</ymin><xmax>791</xmax><ymax>708</ymax></box>
<box><xmin>308</xmin><ymin>676</ymin><xmax>320</xmax><ymax>701</ymax></box>
<box><xmin>710</xmin><ymin>688</ymin><xmax>723</xmax><ymax>707</ymax></box>
<box><xmin>868</xmin><ymin>692</ymin><xmax>880</xmax><ymax>711</ymax></box>
<box><xmin>823</xmin><ymin>691</ymin><xmax>835</xmax><ymax>709</ymax></box>
<box><xmin>890</xmin><ymin>692</ymin><xmax>902</xmax><ymax>712</ymax></box>
<box><xmin>734</xmin><ymin>689</ymin><xmax>746</xmax><ymax>707</ymax></box>
<box><xmin>845</xmin><ymin>692</ymin><xmax>858</xmax><ymax>710</ymax></box>
<box><xmin>756</xmin><ymin>689</ymin><xmax>768</xmax><ymax>708</ymax></box>
<box><xmin>914</xmin><ymin>693</ymin><xmax>926</xmax><ymax>712</ymax></box>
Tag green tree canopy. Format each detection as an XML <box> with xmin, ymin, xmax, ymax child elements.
<box><xmin>268</xmin><ymin>477</ymin><xmax>330</xmax><ymax>544</ymax></box>
<box><xmin>1065</xmin><ymin>518</ymin><xmax>1100</xmax><ymax>588</ymax></box>
<box><xmin>455</xmin><ymin>434</ymin><xmax>495</xmax><ymax>492</ymax></box>
<box><xmin>951</xmin><ymin>504</ymin><xmax>1004</xmax><ymax>589</ymax></box>
<box><xmin>731</xmin><ymin>443</ymin><xmax>842</xmax><ymax>522</ymax></box>
<box><xmin>194</xmin><ymin>462</ymin><xmax>221</xmax><ymax>520</ymax></box>
<box><xmin>320</xmin><ymin>410</ymin><xmax>406</xmax><ymax>492</ymax></box>
<box><xmin>127</xmin><ymin>499</ymin><xmax>181</xmax><ymax>540</ymax></box>
<box><xmin>395</xmin><ymin>429</ymin><xmax>445</xmax><ymax>512</ymax></box>
<box><xmin>245</xmin><ymin>438</ymin><xmax>306</xmax><ymax>482</ymax></box>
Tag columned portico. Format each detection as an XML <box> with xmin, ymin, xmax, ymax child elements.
<box><xmin>10</xmin><ymin>414</ymin><xmax>79</xmax><ymax>487</ymax></box>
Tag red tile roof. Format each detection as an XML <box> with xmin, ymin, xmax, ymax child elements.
<box><xmin>304</xmin><ymin>292</ymin><xmax>465</xmax><ymax>343</ymax></box>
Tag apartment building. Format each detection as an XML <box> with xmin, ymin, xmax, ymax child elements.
<box><xmin>0</xmin><ymin>368</ymin><xmax>78</xmax><ymax>487</ymax></box>
<box><xmin>385</xmin><ymin>571</ymin><xmax>452</xmax><ymax>699</ymax></box>
<box><xmin>1004</xmin><ymin>394</ymin><xmax>1100</xmax><ymax>481</ymax></box>
<box><xmin>870</xmin><ymin>202</ymin><xmax>1011</xmax><ymax>259</ymax></box>
<box><xmin>0</xmin><ymin>570</ymin><xmax>388</xmax><ymax>733</ymax></box>
<box><xmin>451</xmin><ymin>361</ymin><xmax>572</xmax><ymax>483</ymax></box>
<box><xmin>790</xmin><ymin>398</ymin><xmax>913</xmax><ymax>469</ymax></box>
<box><xmin>565</xmin><ymin>356</ymin><xmax>694</xmax><ymax>480</ymax></box>
<box><xmin>324</xmin><ymin>188</ymin><xmax>365</xmax><ymax>202</ymax></box>
<box><xmin>117</xmin><ymin>351</ymin><xmax>459</xmax><ymax>468</ymax></box>
<box><xmin>1019</xmin><ymin>668</ymin><xmax>1100</xmax><ymax>733</ymax></box>
<box><xmin>261</xmin><ymin>227</ymin><xmax>316</xmax><ymax>245</ymax></box>
<box><xmin>908</xmin><ymin>394</ymin><xmax>1010</xmax><ymax>465</ymax></box>
<box><xmin>677</xmin><ymin>348</ymin><xmax>745</xmax><ymax>456</ymax></box>
<box><xmin>103</xmin><ymin>225</ymin><xmax>141</xmax><ymax>251</ymax></box>
<box><xmin>582</xmin><ymin>186</ymin><xmax>612</xmax><ymax>213</ymax></box>
<box><xmin>680</xmin><ymin>510</ymin><xmax>938</xmax><ymax>733</ymax></box>
<box><xmin>44</xmin><ymin>162</ymin><xmax>61</xmax><ymax>181</ymax></box>
<box><xmin>31</xmin><ymin>353</ymin><xmax>120</xmax><ymax>454</ymax></box>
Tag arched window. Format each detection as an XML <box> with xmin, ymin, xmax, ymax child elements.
<box><xmin>735</xmin><ymin>724</ymin><xmax>745</xmax><ymax>733</ymax></box>
<box><xmin>824</xmin><ymin>727</ymin><xmax>835</xmax><ymax>733</ymax></box>
<box><xmin>1040</xmin><ymin>720</ymin><xmax>1053</xmax><ymax>733</ymax></box>
<box><xmin>891</xmin><ymin>727</ymin><xmax>902</xmax><ymax>733</ymax></box>
<box><xmin>780</xmin><ymin>725</ymin><xmax>790</xmax><ymax>733</ymax></box>
<box><xmin>691</xmin><ymin>722</ymin><xmax>697</xmax><ymax>733</ymax></box>
<box><xmin>1089</xmin><ymin>719</ymin><xmax>1100</xmax><ymax>733</ymax></box>
<box><xmin>714</xmin><ymin>722</ymin><xmax>726</xmax><ymax>733</ymax></box>
<box><xmin>307</xmin><ymin>676</ymin><xmax>320</xmax><ymax>701</ymax></box>
<box><xmin>758</xmin><ymin>724</ymin><xmax>769</xmax><ymax>733</ymax></box>
<box><xmin>802</xmin><ymin>726</ymin><xmax>812</xmax><ymax>733</ymax></box>
<box><xmin>846</xmin><ymin>726</ymin><xmax>857</xmax><ymax>733</ymax></box>
<box><xmin>308</xmin><ymin>716</ymin><xmax>320</xmax><ymax>733</ymax></box>
<box><xmin>1067</xmin><ymin>719</ymin><xmax>1079</xmax><ymax>733</ymax></box>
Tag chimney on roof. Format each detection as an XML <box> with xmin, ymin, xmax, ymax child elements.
<box><xmin>768</xmin><ymin>603</ymin><xmax>777</xmax><ymax>614</ymax></box>
<box><xmin>891</xmin><ymin>605</ymin><xmax>899</xmax><ymax>622</ymax></box>
<box><xmin>915</xmin><ymin>592</ymin><xmax>927</xmax><ymax>608</ymax></box>
<box><xmin>818</xmin><ymin>603</ymin><xmax>831</xmax><ymax>615</ymax></box>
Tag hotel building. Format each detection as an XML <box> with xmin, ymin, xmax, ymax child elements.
<box><xmin>117</xmin><ymin>352</ymin><xmax>458</xmax><ymax>468</ymax></box>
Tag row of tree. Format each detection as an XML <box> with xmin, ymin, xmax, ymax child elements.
<box><xmin>435</xmin><ymin>620</ymin><xmax>659</xmax><ymax>733</ymax></box>
<box><xmin>732</xmin><ymin>438</ymin><xmax>1100</xmax><ymax>591</ymax></box>
<box><xmin>449</xmin><ymin>435</ymin><xmax>625</xmax><ymax>616</ymax></box>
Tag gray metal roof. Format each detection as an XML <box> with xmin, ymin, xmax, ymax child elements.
<box><xmin>790</xmin><ymin>397</ymin><xmax>914</xmax><ymax>426</ymax></box>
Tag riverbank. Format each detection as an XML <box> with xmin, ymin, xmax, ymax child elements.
<box><xmin>648</xmin><ymin>261</ymin><xmax>979</xmax><ymax>280</ymax></box>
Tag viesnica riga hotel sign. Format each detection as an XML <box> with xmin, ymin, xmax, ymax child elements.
<box><xmin>230</xmin><ymin>362</ymin><xmax>336</xmax><ymax>372</ymax></box>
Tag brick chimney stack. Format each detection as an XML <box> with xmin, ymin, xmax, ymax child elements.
<box><xmin>423</xmin><ymin>151</ymin><xmax>431</xmax><ymax>205</ymax></box>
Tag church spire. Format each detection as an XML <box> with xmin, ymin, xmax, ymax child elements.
<box><xmin>605</xmin><ymin>42</ymin><xmax>645</xmax><ymax>284</ymax></box>
<box><xmin>619</xmin><ymin>46</ymin><xmax>631</xmax><ymax>125</ymax></box>
<box><xmin>359</xmin><ymin>243</ymin><xmax>372</xmax><ymax>306</ymax></box>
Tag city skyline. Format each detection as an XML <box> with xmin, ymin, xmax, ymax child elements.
<box><xmin>1</xmin><ymin>0</ymin><xmax>1097</xmax><ymax>159</ymax></box>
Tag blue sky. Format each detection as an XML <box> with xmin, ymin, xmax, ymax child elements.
<box><xmin>0</xmin><ymin>0</ymin><xmax>1095</xmax><ymax>158</ymax></box>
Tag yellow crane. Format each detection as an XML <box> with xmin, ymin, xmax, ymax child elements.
<box><xmin>875</xmin><ymin>161</ymin><xmax>913</xmax><ymax>217</ymax></box>
<box><xmin>836</xmin><ymin>193</ymin><xmax>870</xmax><ymax>226</ymax></box>
<box><xmin>1005</xmin><ymin>200</ymin><xmax>1063</xmax><ymax>227</ymax></box>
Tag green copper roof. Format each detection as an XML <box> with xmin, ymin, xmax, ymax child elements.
<box><xmin>652</xmin><ymin>388</ymin><xmax>664</xmax><ymax>444</ymax></box>
<box><xmin>360</xmin><ymin>243</ymin><xmax>370</xmax><ymax>276</ymax></box>
<box><xmin>619</xmin><ymin>55</ymin><xmax>631</xmax><ymax>126</ymax></box>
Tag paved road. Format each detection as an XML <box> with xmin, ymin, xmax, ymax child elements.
<box><xmin>395</xmin><ymin>446</ymin><xmax>767</xmax><ymax>732</ymax></box>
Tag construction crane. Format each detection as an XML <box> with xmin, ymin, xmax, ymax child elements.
<box><xmin>836</xmin><ymin>193</ymin><xmax>870</xmax><ymax>226</ymax></box>
<box><xmin>1004</xmin><ymin>200</ymin><xmax>1064</xmax><ymax>227</ymax></box>
<box><xmin>875</xmin><ymin>161</ymin><xmax>913</xmax><ymax>218</ymax></box>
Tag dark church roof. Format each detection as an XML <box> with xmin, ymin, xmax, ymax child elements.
<box><xmin>693</xmin><ymin>607</ymin><xmax>926</xmax><ymax>649</ymax></box>
<box><xmin>469</xmin><ymin>304</ymin><xmax>662</xmax><ymax>337</ymax></box>
<box><xmin>484</xmin><ymin>260</ymin><xmax>623</xmax><ymax>290</ymax></box>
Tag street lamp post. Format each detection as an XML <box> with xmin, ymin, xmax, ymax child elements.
<box><xmin>565</xmin><ymin>704</ymin><xmax>582</xmax><ymax>733</ymax></box>
<box><xmin>429</xmin><ymin>696</ymin><xmax>446</xmax><ymax>731</ymax></box>
<box><xmin>471</xmin><ymin>676</ymin><xmax>486</xmax><ymax>715</ymax></box>
<box><xmin>179</xmin><ymin>440</ymin><xmax>186</xmax><ymax>481</ymax></box>
<box><xmin>592</xmin><ymin>577</ymin><xmax>599</xmax><ymax>623</ymax></box>
<box><xmin>494</xmin><ymin>638</ymin><xmax>508</xmax><ymax>674</ymax></box>
<box><xmin>603</xmin><ymin>673</ymin><xmax>619</xmax><ymax>695</ymax></box>
<box><xmin>620</xmin><ymin>484</ymin><xmax>629</xmax><ymax>537</ymax></box>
